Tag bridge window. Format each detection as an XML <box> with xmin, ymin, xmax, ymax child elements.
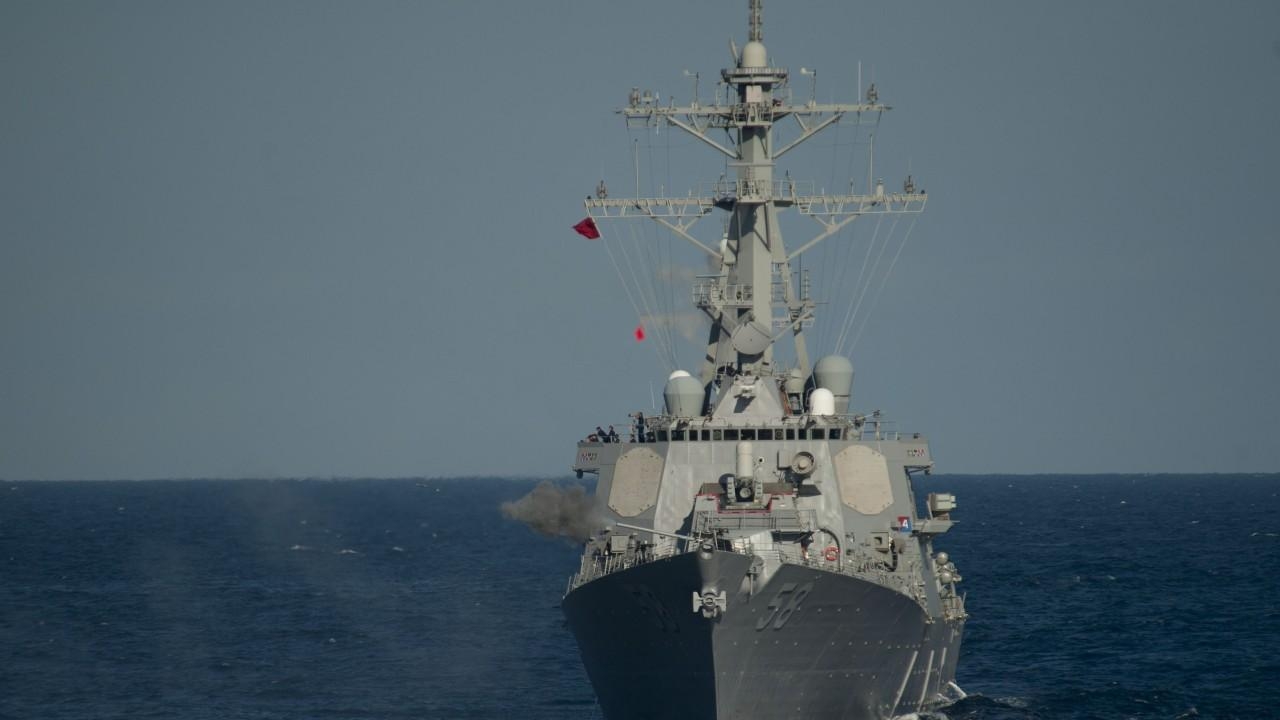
<box><xmin>829</xmin><ymin>428</ymin><xmax>842</xmax><ymax>440</ymax></box>
<box><xmin>741</xmin><ymin>429</ymin><xmax>756</xmax><ymax>440</ymax></box>
<box><xmin>672</xmin><ymin>429</ymin><xmax>685</xmax><ymax>441</ymax></box>
<box><xmin>724</xmin><ymin>429</ymin><xmax>739</xmax><ymax>441</ymax></box>
<box><xmin>785</xmin><ymin>428</ymin><xmax>796</xmax><ymax>440</ymax></box>
<box><xmin>701</xmin><ymin>429</ymin><xmax>711</xmax><ymax>441</ymax></box>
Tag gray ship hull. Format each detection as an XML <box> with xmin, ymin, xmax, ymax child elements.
<box><xmin>563</xmin><ymin>550</ymin><xmax>963</xmax><ymax>720</ymax></box>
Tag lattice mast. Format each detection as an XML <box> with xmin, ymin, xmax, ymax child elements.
<box><xmin>584</xmin><ymin>0</ymin><xmax>925</xmax><ymax>405</ymax></box>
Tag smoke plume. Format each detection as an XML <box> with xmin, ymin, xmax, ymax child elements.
<box><xmin>639</xmin><ymin>311</ymin><xmax>707</xmax><ymax>342</ymax></box>
<box><xmin>500</xmin><ymin>482</ymin><xmax>600</xmax><ymax>543</ymax></box>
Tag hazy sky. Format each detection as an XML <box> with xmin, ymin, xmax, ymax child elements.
<box><xmin>3</xmin><ymin>0</ymin><xmax>1278</xmax><ymax>480</ymax></box>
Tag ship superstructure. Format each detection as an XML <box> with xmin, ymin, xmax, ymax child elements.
<box><xmin>563</xmin><ymin>3</ymin><xmax>967</xmax><ymax>718</ymax></box>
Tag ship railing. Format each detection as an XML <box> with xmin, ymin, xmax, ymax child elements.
<box><xmin>941</xmin><ymin>592</ymin><xmax>967</xmax><ymax>621</ymax></box>
<box><xmin>725</xmin><ymin>101</ymin><xmax>779</xmax><ymax>126</ymax></box>
<box><xmin>693</xmin><ymin>509</ymin><xmax>816</xmax><ymax>535</ymax></box>
<box><xmin>603</xmin><ymin>410</ymin><xmax>917</xmax><ymax>444</ymax></box>
<box><xmin>692</xmin><ymin>281</ymin><xmax>753</xmax><ymax>308</ymax></box>
<box><xmin>701</xmin><ymin>177</ymin><xmax>815</xmax><ymax>203</ymax></box>
<box><xmin>745</xmin><ymin>546</ymin><xmax>927</xmax><ymax>604</ymax></box>
<box><xmin>691</xmin><ymin>281</ymin><xmax>810</xmax><ymax>316</ymax></box>
<box><xmin>626</xmin><ymin>422</ymin><xmax>923</xmax><ymax>446</ymax></box>
<box><xmin>568</xmin><ymin>538</ymin><xmax>928</xmax><ymax>608</ymax></box>
<box><xmin>567</xmin><ymin>541</ymin><xmax>686</xmax><ymax>592</ymax></box>
<box><xmin>580</xmin><ymin>421</ymin><xmax>649</xmax><ymax>445</ymax></box>
<box><xmin>739</xmin><ymin>545</ymin><xmax>806</xmax><ymax>566</ymax></box>
<box><xmin>851</xmin><ymin>418</ymin><xmax>902</xmax><ymax>441</ymax></box>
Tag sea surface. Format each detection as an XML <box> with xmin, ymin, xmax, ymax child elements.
<box><xmin>1</xmin><ymin>474</ymin><xmax>1277</xmax><ymax>719</ymax></box>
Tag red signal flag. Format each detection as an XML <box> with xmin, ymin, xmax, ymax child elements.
<box><xmin>572</xmin><ymin>217</ymin><xmax>600</xmax><ymax>240</ymax></box>
<box><xmin>634</xmin><ymin>325</ymin><xmax>646</xmax><ymax>342</ymax></box>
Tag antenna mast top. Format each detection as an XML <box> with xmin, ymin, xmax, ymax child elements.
<box><xmin>590</xmin><ymin>0</ymin><xmax>920</xmax><ymax>385</ymax></box>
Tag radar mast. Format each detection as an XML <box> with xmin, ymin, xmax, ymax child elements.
<box><xmin>584</xmin><ymin>0</ymin><xmax>926</xmax><ymax>411</ymax></box>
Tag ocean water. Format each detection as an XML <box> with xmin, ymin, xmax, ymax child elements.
<box><xmin>1</xmin><ymin>475</ymin><xmax>1276</xmax><ymax>719</ymax></box>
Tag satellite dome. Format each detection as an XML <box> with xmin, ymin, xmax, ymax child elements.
<box><xmin>813</xmin><ymin>355</ymin><xmax>854</xmax><ymax>414</ymax></box>
<box><xmin>664</xmin><ymin>372</ymin><xmax>704</xmax><ymax>417</ymax></box>
<box><xmin>809</xmin><ymin>388</ymin><xmax>835</xmax><ymax>416</ymax></box>
<box><xmin>741</xmin><ymin>40</ymin><xmax>767</xmax><ymax>68</ymax></box>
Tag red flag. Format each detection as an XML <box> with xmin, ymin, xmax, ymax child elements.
<box><xmin>634</xmin><ymin>324</ymin><xmax>646</xmax><ymax>342</ymax></box>
<box><xmin>572</xmin><ymin>217</ymin><xmax>600</xmax><ymax>240</ymax></box>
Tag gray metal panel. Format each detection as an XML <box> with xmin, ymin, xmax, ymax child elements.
<box><xmin>834</xmin><ymin>444</ymin><xmax>894</xmax><ymax>514</ymax></box>
<box><xmin>608</xmin><ymin>447</ymin><xmax>665</xmax><ymax>517</ymax></box>
<box><xmin>652</xmin><ymin>443</ymin><xmax>706</xmax><ymax>548</ymax></box>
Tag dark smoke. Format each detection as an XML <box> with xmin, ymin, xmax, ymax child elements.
<box><xmin>500</xmin><ymin>481</ymin><xmax>600</xmax><ymax>543</ymax></box>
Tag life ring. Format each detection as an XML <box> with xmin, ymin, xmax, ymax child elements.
<box><xmin>824</xmin><ymin>545</ymin><xmax>839</xmax><ymax>562</ymax></box>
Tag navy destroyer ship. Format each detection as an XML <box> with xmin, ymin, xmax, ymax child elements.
<box><xmin>563</xmin><ymin>3</ymin><xmax>967</xmax><ymax>718</ymax></box>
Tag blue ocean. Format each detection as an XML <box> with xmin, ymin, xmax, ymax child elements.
<box><xmin>1</xmin><ymin>475</ymin><xmax>1276</xmax><ymax>719</ymax></box>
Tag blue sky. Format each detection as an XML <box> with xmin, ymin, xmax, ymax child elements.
<box><xmin>2</xmin><ymin>1</ymin><xmax>1278</xmax><ymax>479</ymax></box>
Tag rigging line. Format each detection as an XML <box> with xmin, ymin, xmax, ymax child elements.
<box><xmin>636</xmin><ymin>143</ymin><xmax>680</xmax><ymax>366</ymax></box>
<box><xmin>620</xmin><ymin>227</ymin><xmax>663</xmax><ymax>366</ymax></box>
<box><xmin>815</xmin><ymin>126</ymin><xmax>840</xmax><ymax>354</ymax></box>
<box><xmin>666</xmin><ymin>230</ymin><xmax>678</xmax><ymax>369</ymax></box>
<box><xmin>642</xmin><ymin>131</ymin><xmax>672</xmax><ymax>352</ymax></box>
<box><xmin>638</xmin><ymin>207</ymin><xmax>675</xmax><ymax>369</ymax></box>
<box><xmin>813</xmin><ymin>225</ymin><xmax>834</xmax><ymax>355</ymax></box>
<box><xmin>833</xmin><ymin>213</ymin><xmax>885</xmax><ymax>353</ymax></box>
<box><xmin>625</xmin><ymin>222</ymin><xmax>676</xmax><ymax>371</ymax></box>
<box><xmin>634</xmin><ymin>131</ymin><xmax>674</xmax><ymax>369</ymax></box>
<box><xmin>618</xmin><ymin>223</ymin><xmax>670</xmax><ymax>371</ymax></box>
<box><xmin>818</xmin><ymin>124</ymin><xmax>867</xmax><ymax>354</ymax></box>
<box><xmin>665</xmin><ymin>114</ymin><xmax>673</xmax><ymax>204</ymax></box>
<box><xmin>601</xmin><ymin>225</ymin><xmax>669</xmax><ymax>369</ymax></box>
<box><xmin>834</xmin><ymin>210</ymin><xmax>882</xmax><ymax>350</ymax></box>
<box><xmin>838</xmin><ymin>213</ymin><xmax>900</xmax><ymax>356</ymax></box>
<box><xmin>826</xmin><ymin>217</ymin><xmax>861</xmax><ymax>354</ymax></box>
<box><xmin>646</xmin><ymin>223</ymin><xmax>679</xmax><ymax>372</ymax></box>
<box><xmin>665</xmin><ymin>127</ymin><xmax>679</xmax><ymax>368</ymax></box>
<box><xmin>809</xmin><ymin>191</ymin><xmax>832</xmax><ymax>353</ymax></box>
<box><xmin>657</xmin><ymin>126</ymin><xmax>677</xmax><ymax>367</ymax></box>
<box><xmin>828</xmin><ymin>115</ymin><xmax>842</xmax><ymax>196</ymax></box>
<box><xmin>850</xmin><ymin>213</ymin><xmax>919</xmax><ymax>352</ymax></box>
<box><xmin>849</xmin><ymin>211</ymin><xmax>883</xmax><ymax>309</ymax></box>
<box><xmin>849</xmin><ymin>214</ymin><xmax>903</xmax><ymax>349</ymax></box>
<box><xmin>665</xmin><ymin>122</ymin><xmax>675</xmax><ymax>363</ymax></box>
<box><xmin>822</xmin><ymin>186</ymin><xmax>864</xmax><ymax>353</ymax></box>
<box><xmin>835</xmin><ymin>123</ymin><xmax>882</xmax><ymax>337</ymax></box>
